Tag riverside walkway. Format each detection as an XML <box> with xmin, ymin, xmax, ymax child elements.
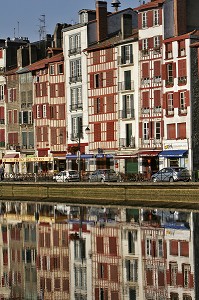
<box><xmin>0</xmin><ymin>182</ymin><xmax>199</xmax><ymax>211</ymax></box>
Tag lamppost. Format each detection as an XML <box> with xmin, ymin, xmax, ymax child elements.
<box><xmin>76</xmin><ymin>118</ymin><xmax>90</xmax><ymax>181</ymax></box>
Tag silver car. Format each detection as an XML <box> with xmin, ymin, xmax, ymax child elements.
<box><xmin>53</xmin><ymin>170</ymin><xmax>80</xmax><ymax>182</ymax></box>
<box><xmin>88</xmin><ymin>169</ymin><xmax>118</xmax><ymax>183</ymax></box>
<box><xmin>151</xmin><ymin>167</ymin><xmax>190</xmax><ymax>182</ymax></box>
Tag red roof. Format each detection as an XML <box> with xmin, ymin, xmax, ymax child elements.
<box><xmin>28</xmin><ymin>52</ymin><xmax>64</xmax><ymax>71</ymax></box>
<box><xmin>134</xmin><ymin>0</ymin><xmax>164</xmax><ymax>12</ymax></box>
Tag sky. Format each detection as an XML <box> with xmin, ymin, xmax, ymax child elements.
<box><xmin>0</xmin><ymin>0</ymin><xmax>140</xmax><ymax>42</ymax></box>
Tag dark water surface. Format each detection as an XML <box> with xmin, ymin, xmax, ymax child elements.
<box><xmin>0</xmin><ymin>201</ymin><xmax>196</xmax><ymax>299</ymax></box>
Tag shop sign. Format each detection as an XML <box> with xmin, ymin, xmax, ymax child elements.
<box><xmin>2</xmin><ymin>157</ymin><xmax>53</xmax><ymax>163</ymax></box>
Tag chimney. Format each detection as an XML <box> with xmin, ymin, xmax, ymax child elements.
<box><xmin>96</xmin><ymin>1</ymin><xmax>107</xmax><ymax>42</ymax></box>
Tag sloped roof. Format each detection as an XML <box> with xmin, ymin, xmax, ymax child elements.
<box><xmin>27</xmin><ymin>52</ymin><xmax>64</xmax><ymax>72</ymax></box>
<box><xmin>134</xmin><ymin>0</ymin><xmax>165</xmax><ymax>12</ymax></box>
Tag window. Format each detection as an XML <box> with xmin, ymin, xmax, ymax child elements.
<box><xmin>158</xmin><ymin>239</ymin><xmax>163</xmax><ymax>257</ymax></box>
<box><xmin>74</xmin><ymin>239</ymin><xmax>85</xmax><ymax>260</ymax></box>
<box><xmin>94</xmin><ymin>73</ymin><xmax>102</xmax><ymax>88</ymax></box>
<box><xmin>70</xmin><ymin>87</ymin><xmax>82</xmax><ymax>110</ymax></box>
<box><xmin>74</xmin><ymin>266</ymin><xmax>87</xmax><ymax>290</ymax></box>
<box><xmin>146</xmin><ymin>238</ymin><xmax>152</xmax><ymax>256</ymax></box>
<box><xmin>121</xmin><ymin>44</ymin><xmax>133</xmax><ymax>64</ymax></box>
<box><xmin>178</xmin><ymin>40</ymin><xmax>186</xmax><ymax>57</ymax></box>
<box><xmin>142</xmin><ymin>12</ymin><xmax>147</xmax><ymax>28</ymax></box>
<box><xmin>43</xmin><ymin>104</ymin><xmax>47</xmax><ymax>118</ymax></box>
<box><xmin>177</xmin><ymin>123</ymin><xmax>186</xmax><ymax>139</ymax></box>
<box><xmin>167</xmin><ymin>93</ymin><xmax>174</xmax><ymax>115</ymax></box>
<box><xmin>155</xmin><ymin>122</ymin><xmax>161</xmax><ymax>140</ymax></box>
<box><xmin>154</xmin><ymin>36</ymin><xmax>160</xmax><ymax>49</ymax></box>
<box><xmin>170</xmin><ymin>263</ymin><xmax>178</xmax><ymax>286</ymax></box>
<box><xmin>36</xmin><ymin>105</ymin><xmax>41</xmax><ymax>118</ymax></box>
<box><xmin>124</xmin><ymin>70</ymin><xmax>132</xmax><ymax>90</ymax></box>
<box><xmin>50</xmin><ymin>65</ymin><xmax>55</xmax><ymax>75</ymax></box>
<box><xmin>0</xmin><ymin>85</ymin><xmax>4</xmax><ymax>100</ymax></box>
<box><xmin>8</xmin><ymin>88</ymin><xmax>16</xmax><ymax>102</ymax></box>
<box><xmin>70</xmin><ymin>59</ymin><xmax>82</xmax><ymax>82</ymax></box>
<box><xmin>122</xmin><ymin>94</ymin><xmax>134</xmax><ymax>118</ymax></box>
<box><xmin>128</xmin><ymin>231</ymin><xmax>137</xmax><ymax>254</ymax></box>
<box><xmin>57</xmin><ymin>63</ymin><xmax>63</xmax><ymax>74</ymax></box>
<box><xmin>142</xmin><ymin>39</ymin><xmax>148</xmax><ymax>55</ymax></box>
<box><xmin>165</xmin><ymin>43</ymin><xmax>172</xmax><ymax>59</ymax></box>
<box><xmin>179</xmin><ymin>91</ymin><xmax>186</xmax><ymax>112</ymax></box>
<box><xmin>183</xmin><ymin>264</ymin><xmax>190</xmax><ymax>288</ymax></box>
<box><xmin>166</xmin><ymin>63</ymin><xmax>174</xmax><ymax>85</ymax></box>
<box><xmin>126</xmin><ymin>259</ymin><xmax>138</xmax><ymax>282</ymax></box>
<box><xmin>143</xmin><ymin>122</ymin><xmax>149</xmax><ymax>141</ymax></box>
<box><xmin>69</xmin><ymin>33</ymin><xmax>81</xmax><ymax>55</ymax></box>
<box><xmin>153</xmin><ymin>9</ymin><xmax>159</xmax><ymax>26</ymax></box>
<box><xmin>71</xmin><ymin>116</ymin><xmax>82</xmax><ymax>140</ymax></box>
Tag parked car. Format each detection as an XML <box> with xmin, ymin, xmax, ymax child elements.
<box><xmin>151</xmin><ymin>167</ymin><xmax>190</xmax><ymax>182</ymax></box>
<box><xmin>88</xmin><ymin>169</ymin><xmax>118</xmax><ymax>182</ymax></box>
<box><xmin>53</xmin><ymin>170</ymin><xmax>80</xmax><ymax>182</ymax></box>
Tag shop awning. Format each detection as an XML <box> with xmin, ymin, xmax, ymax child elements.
<box><xmin>3</xmin><ymin>153</ymin><xmax>19</xmax><ymax>159</ymax></box>
<box><xmin>139</xmin><ymin>150</ymin><xmax>160</xmax><ymax>157</ymax></box>
<box><xmin>158</xmin><ymin>150</ymin><xmax>188</xmax><ymax>157</ymax></box>
<box><xmin>115</xmin><ymin>154</ymin><xmax>138</xmax><ymax>159</ymax></box>
<box><xmin>66</xmin><ymin>154</ymin><xmax>94</xmax><ymax>159</ymax></box>
<box><xmin>95</xmin><ymin>154</ymin><xmax>114</xmax><ymax>158</ymax></box>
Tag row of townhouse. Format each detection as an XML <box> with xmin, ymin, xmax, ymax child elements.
<box><xmin>0</xmin><ymin>201</ymin><xmax>196</xmax><ymax>299</ymax></box>
<box><xmin>1</xmin><ymin>0</ymin><xmax>199</xmax><ymax>178</ymax></box>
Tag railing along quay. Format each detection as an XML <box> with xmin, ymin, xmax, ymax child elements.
<box><xmin>0</xmin><ymin>180</ymin><xmax>199</xmax><ymax>211</ymax></box>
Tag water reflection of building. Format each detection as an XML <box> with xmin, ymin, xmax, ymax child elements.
<box><xmin>0</xmin><ymin>201</ymin><xmax>196</xmax><ymax>299</ymax></box>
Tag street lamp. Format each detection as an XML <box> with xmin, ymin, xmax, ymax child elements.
<box><xmin>77</xmin><ymin>119</ymin><xmax>90</xmax><ymax>181</ymax></box>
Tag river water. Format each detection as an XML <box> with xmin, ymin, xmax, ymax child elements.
<box><xmin>0</xmin><ymin>200</ymin><xmax>197</xmax><ymax>300</ymax></box>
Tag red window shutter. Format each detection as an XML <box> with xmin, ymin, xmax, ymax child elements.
<box><xmin>104</xmin><ymin>263</ymin><xmax>108</xmax><ymax>279</ymax></box>
<box><xmin>142</xmin><ymin>62</ymin><xmax>149</xmax><ymax>78</ymax></box>
<box><xmin>0</xmin><ymin>106</ymin><xmax>4</xmax><ymax>119</ymax></box>
<box><xmin>63</xmin><ymin>279</ymin><xmax>69</xmax><ymax>292</ymax></box>
<box><xmin>159</xmin><ymin>8</ymin><xmax>162</xmax><ymax>24</ymax></box>
<box><xmin>146</xmin><ymin>269</ymin><xmax>153</xmax><ymax>285</ymax></box>
<box><xmin>107</xmin><ymin>121</ymin><xmax>114</xmax><ymax>141</ymax></box>
<box><xmin>106</xmin><ymin>70</ymin><xmax>114</xmax><ymax>87</ymax></box>
<box><xmin>14</xmin><ymin>132</ymin><xmax>18</xmax><ymax>144</ymax></box>
<box><xmin>177</xmin><ymin>272</ymin><xmax>183</xmax><ymax>286</ymax></box>
<box><xmin>173</xmin><ymin>62</ymin><xmax>176</xmax><ymax>78</ymax></box>
<box><xmin>180</xmin><ymin>241</ymin><xmax>189</xmax><ymax>256</ymax></box>
<box><xmin>100</xmin><ymin>72</ymin><xmax>103</xmax><ymax>87</ymax></box>
<box><xmin>94</xmin><ymin>123</ymin><xmax>101</xmax><ymax>142</ymax></box>
<box><xmin>100</xmin><ymin>97</ymin><xmax>104</xmax><ymax>113</ymax></box>
<box><xmin>138</xmin><ymin>14</ymin><xmax>142</xmax><ymax>30</ymax></box>
<box><xmin>106</xmin><ymin>47</ymin><xmax>113</xmax><ymax>62</ymax></box>
<box><xmin>53</xmin><ymin>230</ymin><xmax>59</xmax><ymax>247</ymax></box>
<box><xmin>58</xmin><ymin>82</ymin><xmax>65</xmax><ymax>97</ymax></box>
<box><xmin>0</xmin><ymin>129</ymin><xmax>5</xmax><ymax>143</ymax></box>
<box><xmin>59</xmin><ymin>104</ymin><xmax>65</xmax><ymax>119</ymax></box>
<box><xmin>148</xmin><ymin>10</ymin><xmax>153</xmax><ymax>27</ymax></box>
<box><xmin>13</xmin><ymin>89</ymin><xmax>17</xmax><ymax>101</ymax></box>
<box><xmin>35</xmin><ymin>83</ymin><xmax>40</xmax><ymax>97</ymax></box>
<box><xmin>139</xmin><ymin>40</ymin><xmax>142</xmax><ymax>50</ymax></box>
<box><xmin>111</xmin><ymin>292</ymin><xmax>119</xmax><ymax>300</ymax></box>
<box><xmin>90</xmin><ymin>74</ymin><xmax>94</xmax><ymax>89</ymax></box>
<box><xmin>139</xmin><ymin>122</ymin><xmax>143</xmax><ymax>139</ymax></box>
<box><xmin>8</xmin><ymin>111</ymin><xmax>12</xmax><ymax>124</ymax></box>
<box><xmin>93</xmin><ymin>51</ymin><xmax>100</xmax><ymax>64</ymax></box>
<box><xmin>173</xmin><ymin>92</ymin><xmax>178</xmax><ymax>108</ymax></box>
<box><xmin>148</xmin><ymin>37</ymin><xmax>153</xmax><ymax>49</ymax></box>
<box><xmin>185</xmin><ymin>90</ymin><xmax>189</xmax><ymax>106</ymax></box>
<box><xmin>162</xmin><ymin>64</ymin><xmax>167</xmax><ymax>80</ymax></box>
<box><xmin>158</xmin><ymin>269</ymin><xmax>165</xmax><ymax>286</ymax></box>
<box><xmin>95</xmin><ymin>288</ymin><xmax>99</xmax><ymax>300</ymax></box>
<box><xmin>142</xmin><ymin>91</ymin><xmax>149</xmax><ymax>108</ymax></box>
<box><xmin>43</xmin><ymin>127</ymin><xmax>48</xmax><ymax>142</ymax></box>
<box><xmin>37</xmin><ymin>127</ymin><xmax>42</xmax><ymax>143</ymax></box>
<box><xmin>170</xmin><ymin>240</ymin><xmax>178</xmax><ymax>255</ymax></box>
<box><xmin>110</xmin><ymin>265</ymin><xmax>118</xmax><ymax>282</ymax></box>
<box><xmin>106</xmin><ymin>95</ymin><xmax>114</xmax><ymax>113</ymax></box>
<box><xmin>161</xmin><ymin>120</ymin><xmax>164</xmax><ymax>138</ymax></box>
<box><xmin>154</xmin><ymin>60</ymin><xmax>161</xmax><ymax>77</ymax></box>
<box><xmin>0</xmin><ymin>49</ymin><xmax>2</xmax><ymax>58</ymax></box>
<box><xmin>109</xmin><ymin>237</ymin><xmax>117</xmax><ymax>255</ymax></box>
<box><xmin>96</xmin><ymin>236</ymin><xmax>104</xmax><ymax>253</ymax></box>
<box><xmin>50</xmin><ymin>84</ymin><xmax>56</xmax><ymax>97</ymax></box>
<box><xmin>154</xmin><ymin>90</ymin><xmax>161</xmax><ymax>107</ymax></box>
<box><xmin>178</xmin><ymin>59</ymin><xmax>186</xmax><ymax>77</ymax></box>
<box><xmin>179</xmin><ymin>40</ymin><xmax>185</xmax><ymax>49</ymax></box>
<box><xmin>14</xmin><ymin>110</ymin><xmax>17</xmax><ymax>123</ymax></box>
<box><xmin>63</xmin><ymin>256</ymin><xmax>69</xmax><ymax>272</ymax></box>
<box><xmin>42</xmin><ymin>82</ymin><xmax>47</xmax><ymax>96</ymax></box>
<box><xmin>60</xmin><ymin>127</ymin><xmax>66</xmax><ymax>144</ymax></box>
<box><xmin>46</xmin><ymin>278</ymin><xmax>51</xmax><ymax>292</ymax></box>
<box><xmin>177</xmin><ymin>123</ymin><xmax>186</xmax><ymax>139</ymax></box>
<box><xmin>167</xmin><ymin>124</ymin><xmax>176</xmax><ymax>140</ymax></box>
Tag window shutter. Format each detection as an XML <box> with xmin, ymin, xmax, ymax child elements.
<box><xmin>154</xmin><ymin>90</ymin><xmax>161</xmax><ymax>107</ymax></box>
<box><xmin>106</xmin><ymin>70</ymin><xmax>113</xmax><ymax>87</ymax></box>
<box><xmin>142</xmin><ymin>91</ymin><xmax>149</xmax><ymax>108</ymax></box>
<box><xmin>158</xmin><ymin>269</ymin><xmax>165</xmax><ymax>286</ymax></box>
<box><xmin>139</xmin><ymin>122</ymin><xmax>143</xmax><ymax>139</ymax></box>
<box><xmin>148</xmin><ymin>10</ymin><xmax>153</xmax><ymax>27</ymax></box>
<box><xmin>0</xmin><ymin>129</ymin><xmax>5</xmax><ymax>142</ymax></box>
<box><xmin>146</xmin><ymin>269</ymin><xmax>153</xmax><ymax>285</ymax></box>
<box><xmin>154</xmin><ymin>60</ymin><xmax>161</xmax><ymax>77</ymax></box>
<box><xmin>51</xmin><ymin>128</ymin><xmax>57</xmax><ymax>145</ymax></box>
<box><xmin>177</xmin><ymin>123</ymin><xmax>186</xmax><ymax>139</ymax></box>
<box><xmin>173</xmin><ymin>92</ymin><xmax>178</xmax><ymax>107</ymax></box>
<box><xmin>109</xmin><ymin>237</ymin><xmax>117</xmax><ymax>255</ymax></box>
<box><xmin>142</xmin><ymin>62</ymin><xmax>149</xmax><ymax>78</ymax></box>
<box><xmin>50</xmin><ymin>84</ymin><xmax>56</xmax><ymax>97</ymax></box>
<box><xmin>96</xmin><ymin>236</ymin><xmax>104</xmax><ymax>253</ymax></box>
<box><xmin>138</xmin><ymin>14</ymin><xmax>142</xmax><ymax>29</ymax></box>
<box><xmin>0</xmin><ymin>106</ymin><xmax>4</xmax><ymax>119</ymax></box>
<box><xmin>167</xmin><ymin>124</ymin><xmax>176</xmax><ymax>140</ymax></box>
<box><xmin>178</xmin><ymin>59</ymin><xmax>186</xmax><ymax>77</ymax></box>
<box><xmin>173</xmin><ymin>62</ymin><xmax>176</xmax><ymax>78</ymax></box>
<box><xmin>180</xmin><ymin>241</ymin><xmax>189</xmax><ymax>256</ymax></box>
<box><xmin>107</xmin><ymin>121</ymin><xmax>114</xmax><ymax>141</ymax></box>
<box><xmin>162</xmin><ymin>64</ymin><xmax>167</xmax><ymax>80</ymax></box>
<box><xmin>90</xmin><ymin>73</ymin><xmax>94</xmax><ymax>89</ymax></box>
<box><xmin>106</xmin><ymin>95</ymin><xmax>114</xmax><ymax>113</ymax></box>
<box><xmin>110</xmin><ymin>265</ymin><xmax>118</xmax><ymax>282</ymax></box>
<box><xmin>100</xmin><ymin>72</ymin><xmax>103</xmax><ymax>88</ymax></box>
<box><xmin>95</xmin><ymin>288</ymin><xmax>99</xmax><ymax>300</ymax></box>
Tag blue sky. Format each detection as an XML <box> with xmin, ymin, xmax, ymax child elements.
<box><xmin>0</xmin><ymin>0</ymin><xmax>140</xmax><ymax>42</ymax></box>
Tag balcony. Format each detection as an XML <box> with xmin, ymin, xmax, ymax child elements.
<box><xmin>119</xmin><ymin>136</ymin><xmax>135</xmax><ymax>148</ymax></box>
<box><xmin>69</xmin><ymin>75</ymin><xmax>82</xmax><ymax>84</ymax></box>
<box><xmin>153</xmin><ymin>47</ymin><xmax>161</xmax><ymax>55</ymax></box>
<box><xmin>141</xmin><ymin>78</ymin><xmax>150</xmax><ymax>86</ymax></box>
<box><xmin>68</xmin><ymin>47</ymin><xmax>81</xmax><ymax>56</ymax></box>
<box><xmin>117</xmin><ymin>55</ymin><xmax>133</xmax><ymax>65</ymax></box>
<box><xmin>153</xmin><ymin>76</ymin><xmax>161</xmax><ymax>84</ymax></box>
<box><xmin>141</xmin><ymin>107</ymin><xmax>150</xmax><ymax>114</ymax></box>
<box><xmin>178</xmin><ymin>76</ymin><xmax>187</xmax><ymax>85</ymax></box>
<box><xmin>70</xmin><ymin>103</ymin><xmax>83</xmax><ymax>111</ymax></box>
<box><xmin>119</xmin><ymin>108</ymin><xmax>135</xmax><ymax>119</ymax></box>
<box><xmin>178</xmin><ymin>107</ymin><xmax>187</xmax><ymax>115</ymax></box>
<box><xmin>70</xmin><ymin>132</ymin><xmax>83</xmax><ymax>141</ymax></box>
<box><xmin>165</xmin><ymin>79</ymin><xmax>174</xmax><ymax>87</ymax></box>
<box><xmin>166</xmin><ymin>108</ymin><xmax>174</xmax><ymax>116</ymax></box>
<box><xmin>0</xmin><ymin>119</ymin><xmax>5</xmax><ymax>124</ymax></box>
<box><xmin>141</xmin><ymin>49</ymin><xmax>149</xmax><ymax>57</ymax></box>
<box><xmin>118</xmin><ymin>81</ymin><xmax>134</xmax><ymax>92</ymax></box>
<box><xmin>153</xmin><ymin>107</ymin><xmax>162</xmax><ymax>113</ymax></box>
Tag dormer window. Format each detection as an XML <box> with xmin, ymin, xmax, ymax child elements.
<box><xmin>153</xmin><ymin>10</ymin><xmax>159</xmax><ymax>26</ymax></box>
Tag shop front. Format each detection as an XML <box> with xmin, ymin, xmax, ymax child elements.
<box><xmin>158</xmin><ymin>141</ymin><xmax>189</xmax><ymax>170</ymax></box>
<box><xmin>138</xmin><ymin>150</ymin><xmax>160</xmax><ymax>180</ymax></box>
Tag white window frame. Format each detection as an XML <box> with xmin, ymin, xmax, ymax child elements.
<box><xmin>0</xmin><ymin>85</ymin><xmax>4</xmax><ymax>100</ymax></box>
<box><xmin>155</xmin><ymin>122</ymin><xmax>161</xmax><ymax>140</ymax></box>
<box><xmin>157</xmin><ymin>238</ymin><xmax>163</xmax><ymax>257</ymax></box>
<box><xmin>153</xmin><ymin>9</ymin><xmax>159</xmax><ymax>26</ymax></box>
<box><xmin>142</xmin><ymin>39</ymin><xmax>148</xmax><ymax>50</ymax></box>
<box><xmin>154</xmin><ymin>36</ymin><xmax>160</xmax><ymax>49</ymax></box>
<box><xmin>167</xmin><ymin>93</ymin><xmax>174</xmax><ymax>112</ymax></box>
<box><xmin>50</xmin><ymin>64</ymin><xmax>55</xmax><ymax>75</ymax></box>
<box><xmin>146</xmin><ymin>238</ymin><xmax>152</xmax><ymax>256</ymax></box>
<box><xmin>43</xmin><ymin>104</ymin><xmax>47</xmax><ymax>118</ymax></box>
<box><xmin>36</xmin><ymin>105</ymin><xmax>41</xmax><ymax>118</ymax></box>
<box><xmin>143</xmin><ymin>122</ymin><xmax>149</xmax><ymax>141</ymax></box>
<box><xmin>180</xmin><ymin>91</ymin><xmax>186</xmax><ymax>109</ymax></box>
<box><xmin>142</xmin><ymin>12</ymin><xmax>147</xmax><ymax>28</ymax></box>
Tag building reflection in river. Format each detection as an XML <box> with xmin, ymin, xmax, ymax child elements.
<box><xmin>0</xmin><ymin>201</ymin><xmax>196</xmax><ymax>299</ymax></box>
